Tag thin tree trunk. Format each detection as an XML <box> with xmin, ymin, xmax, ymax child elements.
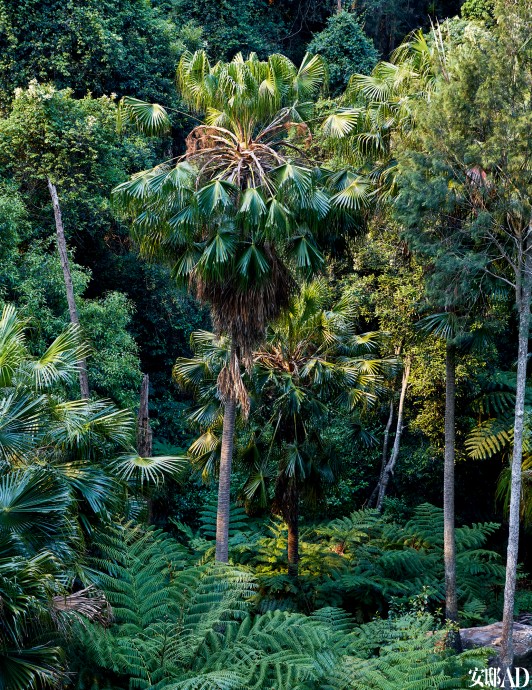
<box><xmin>444</xmin><ymin>343</ymin><xmax>461</xmax><ymax>651</ymax></box>
<box><xmin>215</xmin><ymin>394</ymin><xmax>237</xmax><ymax>563</ymax></box>
<box><xmin>47</xmin><ymin>179</ymin><xmax>90</xmax><ymax>399</ymax></box>
<box><xmin>376</xmin><ymin>357</ymin><xmax>411</xmax><ymax>511</ymax></box>
<box><xmin>137</xmin><ymin>374</ymin><xmax>154</xmax><ymax>523</ymax></box>
<box><xmin>369</xmin><ymin>399</ymin><xmax>394</xmax><ymax>507</ymax></box>
<box><xmin>500</xmin><ymin>245</ymin><xmax>532</xmax><ymax>675</ymax></box>
<box><xmin>286</xmin><ymin>480</ymin><xmax>299</xmax><ymax>578</ymax></box>
<box><xmin>137</xmin><ymin>374</ymin><xmax>153</xmax><ymax>457</ymax></box>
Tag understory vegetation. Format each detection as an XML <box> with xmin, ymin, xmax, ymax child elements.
<box><xmin>1</xmin><ymin>0</ymin><xmax>531</xmax><ymax>687</ymax></box>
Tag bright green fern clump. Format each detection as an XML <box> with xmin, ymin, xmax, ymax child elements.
<box><xmin>214</xmin><ymin>503</ymin><xmax>503</xmax><ymax>620</ymax></box>
<box><xmin>71</xmin><ymin>521</ymin><xmax>492</xmax><ymax>690</ymax></box>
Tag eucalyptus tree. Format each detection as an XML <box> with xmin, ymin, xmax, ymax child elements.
<box><xmin>393</xmin><ymin>0</ymin><xmax>532</xmax><ymax>670</ymax></box>
<box><xmin>114</xmin><ymin>50</ymin><xmax>370</xmax><ymax>561</ymax></box>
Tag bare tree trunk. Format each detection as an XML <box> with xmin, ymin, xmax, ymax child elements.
<box><xmin>137</xmin><ymin>374</ymin><xmax>153</xmax><ymax>457</ymax></box>
<box><xmin>376</xmin><ymin>357</ymin><xmax>411</xmax><ymax>511</ymax></box>
<box><xmin>444</xmin><ymin>343</ymin><xmax>461</xmax><ymax>651</ymax></box>
<box><xmin>47</xmin><ymin>179</ymin><xmax>90</xmax><ymax>399</ymax></box>
<box><xmin>369</xmin><ymin>400</ymin><xmax>394</xmax><ymax>507</ymax></box>
<box><xmin>215</xmin><ymin>394</ymin><xmax>237</xmax><ymax>563</ymax></box>
<box><xmin>500</xmin><ymin>245</ymin><xmax>532</xmax><ymax>675</ymax></box>
<box><xmin>137</xmin><ymin>374</ymin><xmax>154</xmax><ymax>524</ymax></box>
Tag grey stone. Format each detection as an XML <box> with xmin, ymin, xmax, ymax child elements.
<box><xmin>461</xmin><ymin>622</ymin><xmax>532</xmax><ymax>663</ymax></box>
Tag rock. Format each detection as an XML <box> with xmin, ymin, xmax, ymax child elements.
<box><xmin>461</xmin><ymin>622</ymin><xmax>532</xmax><ymax>663</ymax></box>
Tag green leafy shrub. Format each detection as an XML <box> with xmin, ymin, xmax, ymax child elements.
<box><xmin>308</xmin><ymin>11</ymin><xmax>378</xmax><ymax>95</ymax></box>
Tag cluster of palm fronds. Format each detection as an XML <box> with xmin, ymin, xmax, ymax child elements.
<box><xmin>0</xmin><ymin>305</ymin><xmax>186</xmax><ymax>688</ymax></box>
<box><xmin>114</xmin><ymin>52</ymin><xmax>374</xmax><ymax>363</ymax></box>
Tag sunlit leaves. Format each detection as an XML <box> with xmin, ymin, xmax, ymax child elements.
<box><xmin>291</xmin><ymin>53</ymin><xmax>327</xmax><ymax>101</ymax></box>
<box><xmin>322</xmin><ymin>109</ymin><xmax>362</xmax><ymax>138</ymax></box>
<box><xmin>118</xmin><ymin>96</ymin><xmax>171</xmax><ymax>136</ymax></box>
<box><xmin>0</xmin><ymin>305</ymin><xmax>26</xmax><ymax>388</ymax></box>
<box><xmin>111</xmin><ymin>454</ymin><xmax>188</xmax><ymax>485</ymax></box>
<box><xmin>330</xmin><ymin>177</ymin><xmax>372</xmax><ymax>211</ymax></box>
<box><xmin>29</xmin><ymin>324</ymin><xmax>91</xmax><ymax>390</ymax></box>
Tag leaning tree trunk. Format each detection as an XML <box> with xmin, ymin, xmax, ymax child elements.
<box><xmin>47</xmin><ymin>179</ymin><xmax>90</xmax><ymax>399</ymax></box>
<box><xmin>443</xmin><ymin>342</ymin><xmax>461</xmax><ymax>651</ymax></box>
<box><xmin>376</xmin><ymin>357</ymin><xmax>411</xmax><ymax>511</ymax></box>
<box><xmin>369</xmin><ymin>399</ymin><xmax>394</xmax><ymax>507</ymax></box>
<box><xmin>215</xmin><ymin>393</ymin><xmax>237</xmax><ymax>563</ymax></box>
<box><xmin>500</xmin><ymin>245</ymin><xmax>532</xmax><ymax>675</ymax></box>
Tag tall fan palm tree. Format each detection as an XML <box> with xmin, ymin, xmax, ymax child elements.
<box><xmin>249</xmin><ymin>280</ymin><xmax>387</xmax><ymax>576</ymax></box>
<box><xmin>174</xmin><ymin>281</ymin><xmax>388</xmax><ymax>575</ymax></box>
<box><xmin>114</xmin><ymin>51</ymin><xmax>371</xmax><ymax>561</ymax></box>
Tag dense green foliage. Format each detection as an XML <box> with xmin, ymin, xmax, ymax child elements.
<box><xmin>308</xmin><ymin>12</ymin><xmax>379</xmax><ymax>95</ymax></box>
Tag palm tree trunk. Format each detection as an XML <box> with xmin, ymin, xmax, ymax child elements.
<box><xmin>47</xmin><ymin>179</ymin><xmax>90</xmax><ymax>399</ymax></box>
<box><xmin>215</xmin><ymin>393</ymin><xmax>237</xmax><ymax>563</ymax></box>
<box><xmin>286</xmin><ymin>480</ymin><xmax>299</xmax><ymax>578</ymax></box>
<box><xmin>500</xmin><ymin>244</ymin><xmax>532</xmax><ymax>675</ymax></box>
<box><xmin>444</xmin><ymin>342</ymin><xmax>461</xmax><ymax>651</ymax></box>
<box><xmin>376</xmin><ymin>357</ymin><xmax>411</xmax><ymax>511</ymax></box>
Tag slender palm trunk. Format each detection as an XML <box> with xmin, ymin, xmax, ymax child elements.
<box><xmin>215</xmin><ymin>394</ymin><xmax>237</xmax><ymax>563</ymax></box>
<box><xmin>500</xmin><ymin>244</ymin><xmax>532</xmax><ymax>674</ymax></box>
<box><xmin>286</xmin><ymin>480</ymin><xmax>299</xmax><ymax>578</ymax></box>
<box><xmin>444</xmin><ymin>343</ymin><xmax>461</xmax><ymax>651</ymax></box>
<box><xmin>47</xmin><ymin>179</ymin><xmax>90</xmax><ymax>399</ymax></box>
<box><xmin>376</xmin><ymin>357</ymin><xmax>411</xmax><ymax>511</ymax></box>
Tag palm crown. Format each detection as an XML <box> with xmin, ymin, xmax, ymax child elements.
<box><xmin>114</xmin><ymin>51</ymin><xmax>367</xmax><ymax>359</ymax></box>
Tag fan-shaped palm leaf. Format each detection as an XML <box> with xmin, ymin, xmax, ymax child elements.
<box><xmin>110</xmin><ymin>453</ymin><xmax>189</xmax><ymax>485</ymax></box>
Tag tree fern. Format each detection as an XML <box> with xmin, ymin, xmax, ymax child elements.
<box><xmin>73</xmin><ymin>520</ymin><xmax>493</xmax><ymax>690</ymax></box>
<box><xmin>315</xmin><ymin>504</ymin><xmax>503</xmax><ymax>620</ymax></box>
<box><xmin>324</xmin><ymin>614</ymin><xmax>489</xmax><ymax>690</ymax></box>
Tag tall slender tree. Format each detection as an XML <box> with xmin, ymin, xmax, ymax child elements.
<box><xmin>47</xmin><ymin>179</ymin><xmax>90</xmax><ymax>398</ymax></box>
<box><xmin>393</xmin><ymin>0</ymin><xmax>532</xmax><ymax>669</ymax></box>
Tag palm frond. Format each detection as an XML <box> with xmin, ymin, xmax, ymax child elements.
<box><xmin>110</xmin><ymin>453</ymin><xmax>189</xmax><ymax>485</ymax></box>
